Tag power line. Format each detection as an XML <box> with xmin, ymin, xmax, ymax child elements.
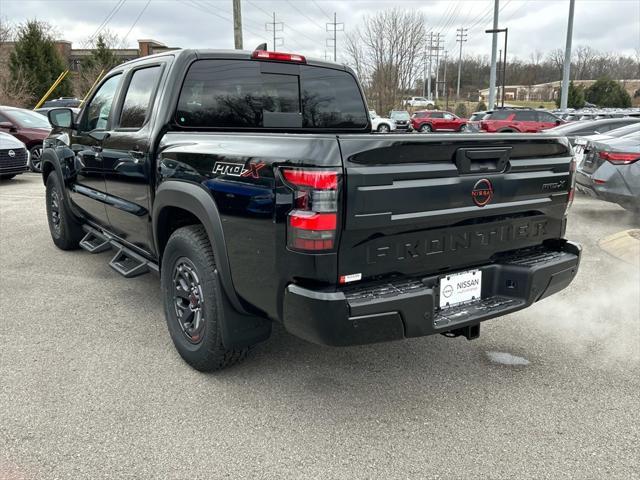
<box><xmin>86</xmin><ymin>0</ymin><xmax>126</xmax><ymax>46</ymax></box>
<box><xmin>123</xmin><ymin>0</ymin><xmax>150</xmax><ymax>46</ymax></box>
<box><xmin>312</xmin><ymin>0</ymin><xmax>332</xmax><ymax>20</ymax></box>
<box><xmin>182</xmin><ymin>0</ymin><xmax>268</xmax><ymax>42</ymax></box>
<box><xmin>285</xmin><ymin>0</ymin><xmax>325</xmax><ymax>30</ymax></box>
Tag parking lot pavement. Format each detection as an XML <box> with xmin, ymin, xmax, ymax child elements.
<box><xmin>1</xmin><ymin>173</ymin><xmax>638</xmax><ymax>480</ymax></box>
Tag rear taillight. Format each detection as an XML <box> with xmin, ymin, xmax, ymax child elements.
<box><xmin>598</xmin><ymin>151</ymin><xmax>640</xmax><ymax>165</ymax></box>
<box><xmin>251</xmin><ymin>50</ymin><xmax>306</xmax><ymax>63</ymax></box>
<box><xmin>282</xmin><ymin>168</ymin><xmax>340</xmax><ymax>252</ymax></box>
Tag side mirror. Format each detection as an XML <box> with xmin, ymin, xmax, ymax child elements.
<box><xmin>47</xmin><ymin>108</ymin><xmax>74</xmax><ymax>128</ymax></box>
<box><xmin>555</xmin><ymin>119</ymin><xmax>562</xmax><ymax>125</ymax></box>
<box><xmin>0</xmin><ymin>121</ymin><xmax>16</xmax><ymax>132</ymax></box>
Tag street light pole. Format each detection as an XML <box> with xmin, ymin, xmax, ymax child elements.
<box><xmin>488</xmin><ymin>0</ymin><xmax>500</xmax><ymax>109</ymax></box>
<box><xmin>560</xmin><ymin>0</ymin><xmax>576</xmax><ymax>110</ymax></box>
<box><xmin>486</xmin><ymin>27</ymin><xmax>508</xmax><ymax>108</ymax></box>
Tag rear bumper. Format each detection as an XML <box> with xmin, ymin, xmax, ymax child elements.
<box><xmin>576</xmin><ymin>165</ymin><xmax>640</xmax><ymax>209</ymax></box>
<box><xmin>283</xmin><ymin>240</ymin><xmax>581</xmax><ymax>346</ymax></box>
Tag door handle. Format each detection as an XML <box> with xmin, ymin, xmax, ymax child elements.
<box><xmin>128</xmin><ymin>150</ymin><xmax>146</xmax><ymax>164</ymax></box>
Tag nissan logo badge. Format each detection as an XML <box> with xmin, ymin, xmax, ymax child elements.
<box><xmin>471</xmin><ymin>178</ymin><xmax>494</xmax><ymax>207</ymax></box>
<box><xmin>8</xmin><ymin>149</ymin><xmax>15</xmax><ymax>157</ymax></box>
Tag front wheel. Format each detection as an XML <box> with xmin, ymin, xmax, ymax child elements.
<box><xmin>459</xmin><ymin>124</ymin><xmax>468</xmax><ymax>132</ymax></box>
<box><xmin>29</xmin><ymin>145</ymin><xmax>43</xmax><ymax>173</ymax></box>
<box><xmin>161</xmin><ymin>225</ymin><xmax>248</xmax><ymax>371</ymax></box>
<box><xmin>419</xmin><ymin>124</ymin><xmax>432</xmax><ymax>133</ymax></box>
<box><xmin>45</xmin><ymin>173</ymin><xmax>83</xmax><ymax>250</ymax></box>
<box><xmin>377</xmin><ymin>123</ymin><xmax>391</xmax><ymax>133</ymax></box>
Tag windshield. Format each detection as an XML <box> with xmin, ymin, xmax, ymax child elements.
<box><xmin>469</xmin><ymin>113</ymin><xmax>485</xmax><ymax>121</ymax></box>
<box><xmin>6</xmin><ymin>109</ymin><xmax>50</xmax><ymax>128</ymax></box>
<box><xmin>390</xmin><ymin>111</ymin><xmax>409</xmax><ymax>120</ymax></box>
<box><xmin>176</xmin><ymin>59</ymin><xmax>369</xmax><ymax>131</ymax></box>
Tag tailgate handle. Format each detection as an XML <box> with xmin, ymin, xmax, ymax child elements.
<box><xmin>455</xmin><ymin>147</ymin><xmax>511</xmax><ymax>174</ymax></box>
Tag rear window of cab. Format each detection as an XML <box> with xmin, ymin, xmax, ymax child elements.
<box><xmin>176</xmin><ymin>59</ymin><xmax>369</xmax><ymax>130</ymax></box>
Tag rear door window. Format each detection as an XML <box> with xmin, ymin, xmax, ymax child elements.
<box><xmin>514</xmin><ymin>111</ymin><xmax>537</xmax><ymax>121</ymax></box>
<box><xmin>119</xmin><ymin>65</ymin><xmax>162</xmax><ymax>129</ymax></box>
<box><xmin>176</xmin><ymin>59</ymin><xmax>368</xmax><ymax>130</ymax></box>
<box><xmin>487</xmin><ymin>110</ymin><xmax>512</xmax><ymax>120</ymax></box>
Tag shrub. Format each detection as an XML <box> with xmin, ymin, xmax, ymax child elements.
<box><xmin>476</xmin><ymin>101</ymin><xmax>487</xmax><ymax>112</ymax></box>
<box><xmin>454</xmin><ymin>103</ymin><xmax>468</xmax><ymax>117</ymax></box>
<box><xmin>584</xmin><ymin>79</ymin><xmax>632</xmax><ymax>108</ymax></box>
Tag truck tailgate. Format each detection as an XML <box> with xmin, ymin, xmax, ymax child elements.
<box><xmin>337</xmin><ymin>134</ymin><xmax>573</xmax><ymax>279</ymax></box>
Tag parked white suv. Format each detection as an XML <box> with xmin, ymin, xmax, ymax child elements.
<box><xmin>370</xmin><ymin>112</ymin><xmax>396</xmax><ymax>133</ymax></box>
<box><xmin>404</xmin><ymin>96</ymin><xmax>435</xmax><ymax>108</ymax></box>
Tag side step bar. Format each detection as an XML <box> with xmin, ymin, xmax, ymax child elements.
<box><xmin>80</xmin><ymin>225</ymin><xmax>159</xmax><ymax>278</ymax></box>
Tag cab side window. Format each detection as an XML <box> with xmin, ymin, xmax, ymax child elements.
<box><xmin>119</xmin><ymin>66</ymin><xmax>162</xmax><ymax>129</ymax></box>
<box><xmin>82</xmin><ymin>74</ymin><xmax>122</xmax><ymax>131</ymax></box>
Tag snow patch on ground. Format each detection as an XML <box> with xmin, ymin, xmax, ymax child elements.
<box><xmin>486</xmin><ymin>351</ymin><xmax>530</xmax><ymax>366</ymax></box>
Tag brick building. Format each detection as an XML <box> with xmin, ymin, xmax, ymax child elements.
<box><xmin>0</xmin><ymin>38</ymin><xmax>176</xmax><ymax>72</ymax></box>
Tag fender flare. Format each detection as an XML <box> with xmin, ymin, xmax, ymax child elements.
<box><xmin>152</xmin><ymin>180</ymin><xmax>244</xmax><ymax>313</ymax></box>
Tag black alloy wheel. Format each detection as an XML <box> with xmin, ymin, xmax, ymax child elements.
<box><xmin>172</xmin><ymin>257</ymin><xmax>206</xmax><ymax>344</ymax></box>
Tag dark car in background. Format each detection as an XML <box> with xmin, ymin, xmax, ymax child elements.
<box><xmin>543</xmin><ymin>117</ymin><xmax>640</xmax><ymax>146</ymax></box>
<box><xmin>0</xmin><ymin>131</ymin><xmax>29</xmax><ymax>180</ymax></box>
<box><xmin>411</xmin><ymin>110</ymin><xmax>467</xmax><ymax>132</ymax></box>
<box><xmin>479</xmin><ymin>109</ymin><xmax>563</xmax><ymax>133</ymax></box>
<box><xmin>389</xmin><ymin>110</ymin><xmax>412</xmax><ymax>131</ymax></box>
<box><xmin>0</xmin><ymin>106</ymin><xmax>51</xmax><ymax>173</ymax></box>
<box><xmin>42</xmin><ymin>97</ymin><xmax>82</xmax><ymax>108</ymax></box>
<box><xmin>576</xmin><ymin>131</ymin><xmax>640</xmax><ymax>212</ymax></box>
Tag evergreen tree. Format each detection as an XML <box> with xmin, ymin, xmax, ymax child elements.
<box><xmin>454</xmin><ymin>103</ymin><xmax>468</xmax><ymax>117</ymax></box>
<box><xmin>9</xmin><ymin>20</ymin><xmax>72</xmax><ymax>105</ymax></box>
<box><xmin>83</xmin><ymin>34</ymin><xmax>119</xmax><ymax>71</ymax></box>
<box><xmin>476</xmin><ymin>101</ymin><xmax>487</xmax><ymax>112</ymax></box>
<box><xmin>555</xmin><ymin>81</ymin><xmax>585</xmax><ymax>108</ymax></box>
<box><xmin>584</xmin><ymin>78</ymin><xmax>632</xmax><ymax>108</ymax></box>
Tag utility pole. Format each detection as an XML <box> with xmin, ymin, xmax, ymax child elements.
<box><xmin>325</xmin><ymin>13</ymin><xmax>343</xmax><ymax>62</ymax></box>
<box><xmin>488</xmin><ymin>0</ymin><xmax>500</xmax><ymax>109</ymax></box>
<box><xmin>426</xmin><ymin>31</ymin><xmax>433</xmax><ymax>100</ymax></box>
<box><xmin>456</xmin><ymin>27</ymin><xmax>467</xmax><ymax>99</ymax></box>
<box><xmin>442</xmin><ymin>50</ymin><xmax>449</xmax><ymax>110</ymax></box>
<box><xmin>232</xmin><ymin>0</ymin><xmax>243</xmax><ymax>49</ymax></box>
<box><xmin>560</xmin><ymin>0</ymin><xmax>576</xmax><ymax>110</ymax></box>
<box><xmin>266</xmin><ymin>12</ymin><xmax>283</xmax><ymax>51</ymax></box>
<box><xmin>433</xmin><ymin>33</ymin><xmax>443</xmax><ymax>101</ymax></box>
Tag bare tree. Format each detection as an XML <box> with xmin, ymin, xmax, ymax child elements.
<box><xmin>344</xmin><ymin>9</ymin><xmax>425</xmax><ymax>114</ymax></box>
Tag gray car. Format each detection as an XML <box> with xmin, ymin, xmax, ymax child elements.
<box><xmin>544</xmin><ymin>117</ymin><xmax>640</xmax><ymax>146</ymax></box>
<box><xmin>576</xmin><ymin>131</ymin><xmax>640</xmax><ymax>212</ymax></box>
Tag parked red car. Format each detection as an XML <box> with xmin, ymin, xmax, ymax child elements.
<box><xmin>0</xmin><ymin>106</ymin><xmax>51</xmax><ymax>172</ymax></box>
<box><xmin>479</xmin><ymin>109</ymin><xmax>563</xmax><ymax>133</ymax></box>
<box><xmin>411</xmin><ymin>110</ymin><xmax>468</xmax><ymax>133</ymax></box>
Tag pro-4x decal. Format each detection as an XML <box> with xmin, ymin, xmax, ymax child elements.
<box><xmin>212</xmin><ymin>161</ymin><xmax>266</xmax><ymax>179</ymax></box>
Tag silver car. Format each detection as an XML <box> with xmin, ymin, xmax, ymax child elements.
<box><xmin>576</xmin><ymin>131</ymin><xmax>640</xmax><ymax>212</ymax></box>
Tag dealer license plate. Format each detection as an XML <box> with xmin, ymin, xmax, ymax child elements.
<box><xmin>439</xmin><ymin>269</ymin><xmax>482</xmax><ymax>309</ymax></box>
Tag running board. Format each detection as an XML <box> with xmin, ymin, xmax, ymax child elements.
<box><xmin>80</xmin><ymin>225</ymin><xmax>158</xmax><ymax>278</ymax></box>
<box><xmin>80</xmin><ymin>230</ymin><xmax>111</xmax><ymax>253</ymax></box>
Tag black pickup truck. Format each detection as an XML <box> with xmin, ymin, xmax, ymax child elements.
<box><xmin>42</xmin><ymin>48</ymin><xmax>581</xmax><ymax>371</ymax></box>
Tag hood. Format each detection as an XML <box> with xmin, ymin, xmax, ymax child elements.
<box><xmin>18</xmin><ymin>126</ymin><xmax>51</xmax><ymax>139</ymax></box>
<box><xmin>0</xmin><ymin>132</ymin><xmax>27</xmax><ymax>150</ymax></box>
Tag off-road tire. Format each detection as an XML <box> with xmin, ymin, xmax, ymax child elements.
<box><xmin>45</xmin><ymin>173</ymin><xmax>83</xmax><ymax>250</ymax></box>
<box><xmin>161</xmin><ymin>225</ymin><xmax>247</xmax><ymax>371</ymax></box>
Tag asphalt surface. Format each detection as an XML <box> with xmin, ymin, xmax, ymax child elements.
<box><xmin>1</xmin><ymin>173</ymin><xmax>639</xmax><ymax>480</ymax></box>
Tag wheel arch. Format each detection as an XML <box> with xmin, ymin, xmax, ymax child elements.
<box><xmin>153</xmin><ymin>180</ymin><xmax>246</xmax><ymax>313</ymax></box>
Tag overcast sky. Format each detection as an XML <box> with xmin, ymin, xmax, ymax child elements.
<box><xmin>1</xmin><ymin>0</ymin><xmax>639</xmax><ymax>62</ymax></box>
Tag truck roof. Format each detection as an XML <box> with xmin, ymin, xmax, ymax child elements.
<box><xmin>119</xmin><ymin>48</ymin><xmax>348</xmax><ymax>71</ymax></box>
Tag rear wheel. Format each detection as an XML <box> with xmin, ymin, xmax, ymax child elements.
<box><xmin>29</xmin><ymin>146</ymin><xmax>43</xmax><ymax>173</ymax></box>
<box><xmin>377</xmin><ymin>123</ymin><xmax>391</xmax><ymax>133</ymax></box>
<box><xmin>498</xmin><ymin>128</ymin><xmax>515</xmax><ymax>133</ymax></box>
<box><xmin>459</xmin><ymin>124</ymin><xmax>468</xmax><ymax>132</ymax></box>
<box><xmin>161</xmin><ymin>225</ymin><xmax>247</xmax><ymax>371</ymax></box>
<box><xmin>45</xmin><ymin>173</ymin><xmax>83</xmax><ymax>250</ymax></box>
<box><xmin>419</xmin><ymin>124</ymin><xmax>432</xmax><ymax>133</ymax></box>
